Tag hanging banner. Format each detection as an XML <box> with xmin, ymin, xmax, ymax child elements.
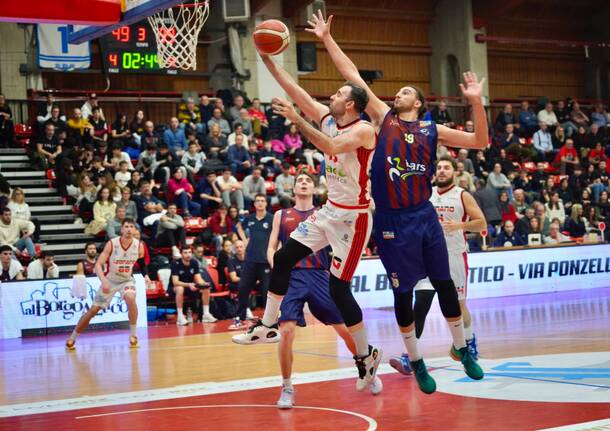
<box><xmin>37</xmin><ymin>24</ymin><xmax>90</xmax><ymax>70</ymax></box>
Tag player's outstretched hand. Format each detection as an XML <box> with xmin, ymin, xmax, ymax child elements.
<box><xmin>272</xmin><ymin>97</ymin><xmax>299</xmax><ymax>122</ymax></box>
<box><xmin>459</xmin><ymin>71</ymin><xmax>486</xmax><ymax>102</ymax></box>
<box><xmin>101</xmin><ymin>280</ymin><xmax>110</xmax><ymax>294</ymax></box>
<box><xmin>306</xmin><ymin>9</ymin><xmax>333</xmax><ymax>40</ymax></box>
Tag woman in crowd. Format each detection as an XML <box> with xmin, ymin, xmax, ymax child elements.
<box><xmin>203</xmin><ymin>123</ymin><xmax>228</xmax><ymax>159</ymax></box>
<box><xmin>564</xmin><ymin>203</ymin><xmax>587</xmax><ymax>238</ymax></box>
<box><xmin>282</xmin><ymin>123</ymin><xmax>303</xmax><ymax>163</ymax></box>
<box><xmin>74</xmin><ymin>173</ymin><xmax>98</xmax><ymax>222</ymax></box>
<box><xmin>596</xmin><ymin>191</ymin><xmax>610</xmax><ymax>222</ymax></box>
<box><xmin>167</xmin><ymin>168</ymin><xmax>201</xmax><ymax>218</ymax></box>
<box><xmin>85</xmin><ymin>187</ymin><xmax>116</xmax><ymax>235</ymax></box>
<box><xmin>8</xmin><ymin>188</ymin><xmax>41</xmax><ymax>242</ymax></box>
<box><xmin>472</xmin><ymin>150</ymin><xmax>489</xmax><ymax>179</ymax></box>
<box><xmin>130</xmin><ymin>110</ymin><xmax>146</xmax><ymax>141</ymax></box>
<box><xmin>228</xmin><ymin>206</ymin><xmax>243</xmax><ymax>232</ymax></box>
<box><xmin>545</xmin><ymin>191</ymin><xmax>566</xmax><ymax>225</ymax></box>
<box><xmin>208</xmin><ymin>204</ymin><xmax>232</xmax><ymax>253</ymax></box>
<box><xmin>126</xmin><ymin>170</ymin><xmax>142</xmax><ymax>193</ymax></box>
<box><xmin>111</xmin><ymin>113</ymin><xmax>138</xmax><ymax>158</ymax></box>
<box><xmin>117</xmin><ymin>186</ymin><xmax>138</xmax><ymax>220</ymax></box>
<box><xmin>498</xmin><ymin>191</ymin><xmax>517</xmax><ymax>224</ymax></box>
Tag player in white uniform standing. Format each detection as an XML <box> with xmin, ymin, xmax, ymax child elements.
<box><xmin>390</xmin><ymin>155</ymin><xmax>487</xmax><ymax>374</ymax></box>
<box><xmin>66</xmin><ymin>218</ymin><xmax>150</xmax><ymax>350</ymax></box>
<box><xmin>232</xmin><ymin>44</ymin><xmax>382</xmax><ymax>392</ymax></box>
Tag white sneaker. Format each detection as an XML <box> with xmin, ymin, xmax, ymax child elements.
<box><xmin>370</xmin><ymin>376</ymin><xmax>383</xmax><ymax>395</ymax></box>
<box><xmin>176</xmin><ymin>315</ymin><xmax>189</xmax><ymax>326</ymax></box>
<box><xmin>172</xmin><ymin>246</ymin><xmax>181</xmax><ymax>260</ymax></box>
<box><xmin>232</xmin><ymin>319</ymin><xmax>280</xmax><ymax>345</ymax></box>
<box><xmin>354</xmin><ymin>345</ymin><xmax>383</xmax><ymax>391</ymax></box>
<box><xmin>246</xmin><ymin>308</ymin><xmax>255</xmax><ymax>320</ymax></box>
<box><xmin>276</xmin><ymin>386</ymin><xmax>294</xmax><ymax>409</ymax></box>
<box><xmin>201</xmin><ymin>313</ymin><xmax>217</xmax><ymax>323</ymax></box>
<box><xmin>228</xmin><ymin>318</ymin><xmax>245</xmax><ymax>330</ymax></box>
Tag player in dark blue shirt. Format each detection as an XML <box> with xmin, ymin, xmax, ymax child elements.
<box><xmin>168</xmin><ymin>246</ymin><xmax>216</xmax><ymax>325</ymax></box>
<box><xmin>230</xmin><ymin>194</ymin><xmax>274</xmax><ymax>327</ymax></box>
<box><xmin>307</xmin><ymin>12</ymin><xmax>487</xmax><ymax>393</ymax></box>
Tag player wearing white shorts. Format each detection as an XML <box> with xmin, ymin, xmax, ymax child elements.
<box><xmin>232</xmin><ymin>44</ymin><xmax>382</xmax><ymax>392</ymax></box>
<box><xmin>390</xmin><ymin>156</ymin><xmax>486</xmax><ymax>374</ymax></box>
<box><xmin>66</xmin><ymin>218</ymin><xmax>149</xmax><ymax>350</ymax></box>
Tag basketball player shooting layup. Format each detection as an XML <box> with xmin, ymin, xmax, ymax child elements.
<box><xmin>232</xmin><ymin>41</ymin><xmax>382</xmax><ymax>392</ymax></box>
<box><xmin>390</xmin><ymin>156</ymin><xmax>487</xmax><ymax>376</ymax></box>
<box><xmin>66</xmin><ymin>218</ymin><xmax>149</xmax><ymax>350</ymax></box>
<box><xmin>307</xmin><ymin>11</ymin><xmax>487</xmax><ymax>393</ymax></box>
<box><xmin>267</xmin><ymin>171</ymin><xmax>382</xmax><ymax>409</ymax></box>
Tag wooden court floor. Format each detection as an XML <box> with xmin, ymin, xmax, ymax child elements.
<box><xmin>1</xmin><ymin>287</ymin><xmax>609</xmax><ymax>430</ymax></box>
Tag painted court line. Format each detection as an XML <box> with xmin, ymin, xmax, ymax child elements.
<box><xmin>0</xmin><ymin>362</ymin><xmax>419</xmax><ymax>418</ymax></box>
<box><xmin>75</xmin><ymin>404</ymin><xmax>378</xmax><ymax>430</ymax></box>
<box><xmin>539</xmin><ymin>418</ymin><xmax>610</xmax><ymax>430</ymax></box>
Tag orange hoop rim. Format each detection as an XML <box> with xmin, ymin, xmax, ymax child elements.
<box><xmin>176</xmin><ymin>1</ymin><xmax>208</xmax><ymax>8</ymax></box>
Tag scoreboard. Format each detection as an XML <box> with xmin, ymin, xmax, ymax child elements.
<box><xmin>99</xmin><ymin>21</ymin><xmax>180</xmax><ymax>75</ymax></box>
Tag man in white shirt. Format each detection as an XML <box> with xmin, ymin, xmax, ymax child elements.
<box><xmin>216</xmin><ymin>167</ymin><xmax>245</xmax><ymax>213</ymax></box>
<box><xmin>27</xmin><ymin>251</ymin><xmax>59</xmax><ymax>279</ymax></box>
<box><xmin>532</xmin><ymin>122</ymin><xmax>555</xmax><ymax>162</ymax></box>
<box><xmin>537</xmin><ymin>102</ymin><xmax>558</xmax><ymax>128</ymax></box>
<box><xmin>81</xmin><ymin>93</ymin><xmax>104</xmax><ymax>121</ymax></box>
<box><xmin>544</xmin><ymin>223</ymin><xmax>570</xmax><ymax>244</ymax></box>
<box><xmin>0</xmin><ymin>245</ymin><xmax>24</xmax><ymax>281</ymax></box>
<box><xmin>243</xmin><ymin>167</ymin><xmax>267</xmax><ymax>209</ymax></box>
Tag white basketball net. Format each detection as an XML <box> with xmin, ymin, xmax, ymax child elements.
<box><xmin>147</xmin><ymin>1</ymin><xmax>209</xmax><ymax>70</ymax></box>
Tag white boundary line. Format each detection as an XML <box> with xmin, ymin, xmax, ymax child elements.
<box><xmin>0</xmin><ymin>362</ymin><xmax>419</xmax><ymax>418</ymax></box>
<box><xmin>75</xmin><ymin>404</ymin><xmax>378</xmax><ymax>430</ymax></box>
<box><xmin>539</xmin><ymin>418</ymin><xmax>610</xmax><ymax>430</ymax></box>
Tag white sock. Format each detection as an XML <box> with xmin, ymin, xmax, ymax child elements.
<box><xmin>69</xmin><ymin>330</ymin><xmax>79</xmax><ymax>342</ymax></box>
<box><xmin>261</xmin><ymin>294</ymin><xmax>282</xmax><ymax>327</ymax></box>
<box><xmin>351</xmin><ymin>327</ymin><xmax>370</xmax><ymax>357</ymax></box>
<box><xmin>464</xmin><ymin>323</ymin><xmax>474</xmax><ymax>341</ymax></box>
<box><xmin>282</xmin><ymin>378</ymin><xmax>292</xmax><ymax>389</ymax></box>
<box><xmin>203</xmin><ymin>305</ymin><xmax>210</xmax><ymax>315</ymax></box>
<box><xmin>401</xmin><ymin>329</ymin><xmax>422</xmax><ymax>362</ymax></box>
<box><xmin>177</xmin><ymin>309</ymin><xmax>184</xmax><ymax>318</ymax></box>
<box><xmin>130</xmin><ymin>324</ymin><xmax>137</xmax><ymax>337</ymax></box>
<box><xmin>448</xmin><ymin>317</ymin><xmax>467</xmax><ymax>349</ymax></box>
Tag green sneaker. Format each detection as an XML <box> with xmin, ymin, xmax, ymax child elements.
<box><xmin>450</xmin><ymin>346</ymin><xmax>484</xmax><ymax>380</ymax></box>
<box><xmin>410</xmin><ymin>358</ymin><xmax>436</xmax><ymax>394</ymax></box>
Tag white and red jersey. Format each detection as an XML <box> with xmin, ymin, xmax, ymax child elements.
<box><xmin>105</xmin><ymin>237</ymin><xmax>140</xmax><ymax>282</ymax></box>
<box><xmin>320</xmin><ymin>113</ymin><xmax>374</xmax><ymax>210</ymax></box>
<box><xmin>430</xmin><ymin>185</ymin><xmax>467</xmax><ymax>253</ymax></box>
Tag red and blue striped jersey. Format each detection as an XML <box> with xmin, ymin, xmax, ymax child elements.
<box><xmin>278</xmin><ymin>207</ymin><xmax>329</xmax><ymax>270</ymax></box>
<box><xmin>372</xmin><ymin>111</ymin><xmax>438</xmax><ymax>210</ymax></box>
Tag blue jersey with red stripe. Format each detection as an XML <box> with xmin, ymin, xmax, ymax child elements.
<box><xmin>372</xmin><ymin>110</ymin><xmax>438</xmax><ymax>210</ymax></box>
<box><xmin>278</xmin><ymin>207</ymin><xmax>329</xmax><ymax>269</ymax></box>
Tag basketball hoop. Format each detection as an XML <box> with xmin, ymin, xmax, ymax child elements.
<box><xmin>147</xmin><ymin>0</ymin><xmax>209</xmax><ymax>70</ymax></box>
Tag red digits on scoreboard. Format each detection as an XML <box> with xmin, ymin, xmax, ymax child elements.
<box><xmin>138</xmin><ymin>27</ymin><xmax>146</xmax><ymax>42</ymax></box>
<box><xmin>109</xmin><ymin>54</ymin><xmax>118</xmax><ymax>67</ymax></box>
<box><xmin>111</xmin><ymin>26</ymin><xmax>130</xmax><ymax>42</ymax></box>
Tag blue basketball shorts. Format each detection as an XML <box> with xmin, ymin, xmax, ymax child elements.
<box><xmin>279</xmin><ymin>269</ymin><xmax>343</xmax><ymax>327</ymax></box>
<box><xmin>373</xmin><ymin>201</ymin><xmax>451</xmax><ymax>294</ymax></box>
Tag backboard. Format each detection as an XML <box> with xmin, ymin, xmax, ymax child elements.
<box><xmin>68</xmin><ymin>0</ymin><xmax>183</xmax><ymax>44</ymax></box>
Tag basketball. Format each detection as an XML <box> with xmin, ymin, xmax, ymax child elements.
<box><xmin>253</xmin><ymin>19</ymin><xmax>290</xmax><ymax>56</ymax></box>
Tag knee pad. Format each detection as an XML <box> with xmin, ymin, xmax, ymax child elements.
<box><xmin>430</xmin><ymin>279</ymin><xmax>461</xmax><ymax>318</ymax></box>
<box><xmin>269</xmin><ymin>239</ymin><xmax>312</xmax><ymax>296</ymax></box>
<box><xmin>329</xmin><ymin>275</ymin><xmax>362</xmax><ymax>327</ymax></box>
<box><xmin>414</xmin><ymin>290</ymin><xmax>436</xmax><ymax>338</ymax></box>
<box><xmin>393</xmin><ymin>290</ymin><xmax>414</xmax><ymax>328</ymax></box>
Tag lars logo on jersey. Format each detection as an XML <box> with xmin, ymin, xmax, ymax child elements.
<box><xmin>387</xmin><ymin>156</ymin><xmax>426</xmax><ymax>182</ymax></box>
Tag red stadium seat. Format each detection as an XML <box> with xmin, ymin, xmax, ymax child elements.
<box><xmin>185</xmin><ymin>217</ymin><xmax>207</xmax><ymax>233</ymax></box>
<box><xmin>14</xmin><ymin>123</ymin><xmax>32</xmax><ymax>138</ymax></box>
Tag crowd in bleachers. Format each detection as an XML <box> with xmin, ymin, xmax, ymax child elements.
<box><xmin>0</xmin><ymin>92</ymin><xmax>609</xmax><ymax>284</ymax></box>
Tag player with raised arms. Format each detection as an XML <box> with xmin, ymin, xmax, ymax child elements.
<box><xmin>306</xmin><ymin>11</ymin><xmax>487</xmax><ymax>393</ymax></box>
<box><xmin>390</xmin><ymin>156</ymin><xmax>487</xmax><ymax>375</ymax></box>
<box><xmin>66</xmin><ymin>218</ymin><xmax>149</xmax><ymax>350</ymax></box>
<box><xmin>232</xmin><ymin>28</ymin><xmax>382</xmax><ymax>392</ymax></box>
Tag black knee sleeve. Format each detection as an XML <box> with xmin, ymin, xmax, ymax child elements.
<box><xmin>329</xmin><ymin>275</ymin><xmax>362</xmax><ymax>327</ymax></box>
<box><xmin>269</xmin><ymin>239</ymin><xmax>312</xmax><ymax>296</ymax></box>
<box><xmin>393</xmin><ymin>290</ymin><xmax>414</xmax><ymax>328</ymax></box>
<box><xmin>430</xmin><ymin>279</ymin><xmax>461</xmax><ymax>318</ymax></box>
<box><xmin>414</xmin><ymin>290</ymin><xmax>436</xmax><ymax>338</ymax></box>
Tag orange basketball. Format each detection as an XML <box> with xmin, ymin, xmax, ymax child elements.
<box><xmin>253</xmin><ymin>19</ymin><xmax>290</xmax><ymax>55</ymax></box>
